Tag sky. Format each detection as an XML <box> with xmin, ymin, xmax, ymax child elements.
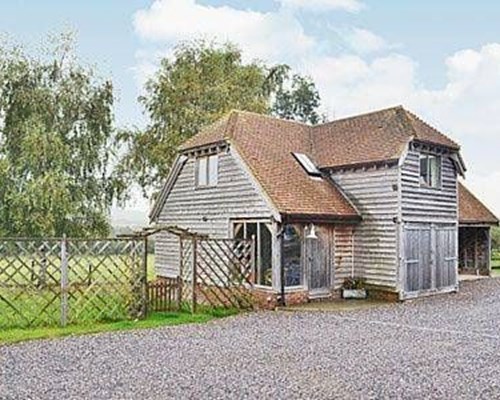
<box><xmin>2</xmin><ymin>0</ymin><xmax>500</xmax><ymax>225</ymax></box>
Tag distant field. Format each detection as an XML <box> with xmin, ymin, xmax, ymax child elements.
<box><xmin>0</xmin><ymin>254</ymin><xmax>155</xmax><ymax>329</ymax></box>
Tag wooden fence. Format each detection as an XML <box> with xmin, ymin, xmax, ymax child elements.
<box><xmin>179</xmin><ymin>236</ymin><xmax>255</xmax><ymax>312</ymax></box>
<box><xmin>0</xmin><ymin>229</ymin><xmax>257</xmax><ymax>330</ymax></box>
<box><xmin>0</xmin><ymin>238</ymin><xmax>147</xmax><ymax>329</ymax></box>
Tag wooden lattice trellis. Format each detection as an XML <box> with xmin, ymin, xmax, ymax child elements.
<box><xmin>179</xmin><ymin>236</ymin><xmax>255</xmax><ymax>312</ymax></box>
<box><xmin>0</xmin><ymin>238</ymin><xmax>147</xmax><ymax>329</ymax></box>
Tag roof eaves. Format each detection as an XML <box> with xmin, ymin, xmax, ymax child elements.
<box><xmin>149</xmin><ymin>154</ymin><xmax>188</xmax><ymax>223</ymax></box>
<box><xmin>320</xmin><ymin>158</ymin><xmax>400</xmax><ymax>172</ymax></box>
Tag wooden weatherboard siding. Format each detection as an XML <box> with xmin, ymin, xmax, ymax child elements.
<box><xmin>399</xmin><ymin>145</ymin><xmax>459</xmax><ymax>297</ymax></box>
<box><xmin>400</xmin><ymin>147</ymin><xmax>458</xmax><ymax>223</ymax></box>
<box><xmin>329</xmin><ymin>166</ymin><xmax>399</xmax><ymax>290</ymax></box>
<box><xmin>154</xmin><ymin>145</ymin><xmax>275</xmax><ymax>277</ymax></box>
<box><xmin>333</xmin><ymin>225</ymin><xmax>354</xmax><ymax>289</ymax></box>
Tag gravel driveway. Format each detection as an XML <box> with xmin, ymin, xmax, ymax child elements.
<box><xmin>1</xmin><ymin>279</ymin><xmax>500</xmax><ymax>399</ymax></box>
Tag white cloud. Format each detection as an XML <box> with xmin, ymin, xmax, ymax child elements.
<box><xmin>278</xmin><ymin>0</ymin><xmax>364</xmax><ymax>12</ymax></box>
<box><xmin>345</xmin><ymin>27</ymin><xmax>393</xmax><ymax>54</ymax></box>
<box><xmin>134</xmin><ymin>0</ymin><xmax>314</xmax><ymax>64</ymax></box>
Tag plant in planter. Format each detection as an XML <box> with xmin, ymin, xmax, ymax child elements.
<box><xmin>342</xmin><ymin>277</ymin><xmax>367</xmax><ymax>299</ymax></box>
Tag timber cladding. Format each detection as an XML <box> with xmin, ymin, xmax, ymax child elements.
<box><xmin>154</xmin><ymin>147</ymin><xmax>274</xmax><ymax>278</ymax></box>
<box><xmin>330</xmin><ymin>166</ymin><xmax>399</xmax><ymax>290</ymax></box>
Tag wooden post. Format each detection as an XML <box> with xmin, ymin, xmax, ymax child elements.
<box><xmin>487</xmin><ymin>227</ymin><xmax>492</xmax><ymax>276</ymax></box>
<box><xmin>178</xmin><ymin>237</ymin><xmax>184</xmax><ymax>309</ymax></box>
<box><xmin>142</xmin><ymin>237</ymin><xmax>149</xmax><ymax>318</ymax></box>
<box><xmin>60</xmin><ymin>236</ymin><xmax>69</xmax><ymax>327</ymax></box>
<box><xmin>250</xmin><ymin>235</ymin><xmax>256</xmax><ymax>284</ymax></box>
<box><xmin>474</xmin><ymin>228</ymin><xmax>479</xmax><ymax>275</ymax></box>
<box><xmin>192</xmin><ymin>237</ymin><xmax>197</xmax><ymax>314</ymax></box>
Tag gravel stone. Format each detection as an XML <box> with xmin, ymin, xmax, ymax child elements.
<box><xmin>1</xmin><ymin>279</ymin><xmax>500</xmax><ymax>399</ymax></box>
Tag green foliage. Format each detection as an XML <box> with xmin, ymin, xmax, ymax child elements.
<box><xmin>342</xmin><ymin>277</ymin><xmax>367</xmax><ymax>290</ymax></box>
<box><xmin>0</xmin><ymin>34</ymin><xmax>119</xmax><ymax>237</ymax></box>
<box><xmin>117</xmin><ymin>40</ymin><xmax>323</xmax><ymax>197</ymax></box>
<box><xmin>491</xmin><ymin>226</ymin><xmax>500</xmax><ymax>250</ymax></box>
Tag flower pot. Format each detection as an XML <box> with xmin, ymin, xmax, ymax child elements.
<box><xmin>342</xmin><ymin>289</ymin><xmax>367</xmax><ymax>299</ymax></box>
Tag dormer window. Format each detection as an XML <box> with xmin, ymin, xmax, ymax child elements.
<box><xmin>420</xmin><ymin>153</ymin><xmax>441</xmax><ymax>188</ymax></box>
<box><xmin>292</xmin><ymin>153</ymin><xmax>321</xmax><ymax>177</ymax></box>
<box><xmin>196</xmin><ymin>154</ymin><xmax>218</xmax><ymax>187</ymax></box>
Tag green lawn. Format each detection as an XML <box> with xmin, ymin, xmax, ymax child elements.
<box><xmin>0</xmin><ymin>308</ymin><xmax>237</xmax><ymax>345</ymax></box>
<box><xmin>492</xmin><ymin>268</ymin><xmax>500</xmax><ymax>277</ymax></box>
<box><xmin>0</xmin><ymin>253</ymin><xmax>156</xmax><ymax>329</ymax></box>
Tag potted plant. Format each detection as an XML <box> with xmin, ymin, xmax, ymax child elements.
<box><xmin>342</xmin><ymin>277</ymin><xmax>367</xmax><ymax>299</ymax></box>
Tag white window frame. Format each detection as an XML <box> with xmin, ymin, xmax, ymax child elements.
<box><xmin>292</xmin><ymin>152</ymin><xmax>322</xmax><ymax>177</ymax></box>
<box><xmin>195</xmin><ymin>154</ymin><xmax>218</xmax><ymax>187</ymax></box>
<box><xmin>232</xmin><ymin>220</ymin><xmax>273</xmax><ymax>287</ymax></box>
<box><xmin>419</xmin><ymin>153</ymin><xmax>442</xmax><ymax>189</ymax></box>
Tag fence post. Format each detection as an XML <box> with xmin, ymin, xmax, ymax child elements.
<box><xmin>178</xmin><ymin>237</ymin><xmax>184</xmax><ymax>309</ymax></box>
<box><xmin>142</xmin><ymin>237</ymin><xmax>149</xmax><ymax>318</ymax></box>
<box><xmin>60</xmin><ymin>235</ymin><xmax>69</xmax><ymax>327</ymax></box>
<box><xmin>192</xmin><ymin>236</ymin><xmax>197</xmax><ymax>314</ymax></box>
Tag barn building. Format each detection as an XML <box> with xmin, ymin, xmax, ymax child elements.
<box><xmin>150</xmin><ymin>106</ymin><xmax>498</xmax><ymax>304</ymax></box>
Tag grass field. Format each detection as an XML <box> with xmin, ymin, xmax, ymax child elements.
<box><xmin>0</xmin><ymin>251</ymin><xmax>156</xmax><ymax>329</ymax></box>
<box><xmin>0</xmin><ymin>308</ymin><xmax>237</xmax><ymax>345</ymax></box>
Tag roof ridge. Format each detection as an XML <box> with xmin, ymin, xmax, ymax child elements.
<box><xmin>224</xmin><ymin>110</ymin><xmax>239</xmax><ymax>140</ymax></box>
<box><xmin>231</xmin><ymin>109</ymin><xmax>311</xmax><ymax>128</ymax></box>
<box><xmin>314</xmin><ymin>105</ymin><xmax>404</xmax><ymax>129</ymax></box>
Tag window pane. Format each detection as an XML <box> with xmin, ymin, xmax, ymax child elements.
<box><xmin>283</xmin><ymin>225</ymin><xmax>302</xmax><ymax>286</ymax></box>
<box><xmin>429</xmin><ymin>155</ymin><xmax>441</xmax><ymax>187</ymax></box>
<box><xmin>208</xmin><ymin>154</ymin><xmax>218</xmax><ymax>186</ymax></box>
<box><xmin>259</xmin><ymin>224</ymin><xmax>272</xmax><ymax>286</ymax></box>
<box><xmin>197</xmin><ymin>157</ymin><xmax>207</xmax><ymax>186</ymax></box>
<box><xmin>420</xmin><ymin>155</ymin><xmax>429</xmax><ymax>185</ymax></box>
<box><xmin>246</xmin><ymin>223</ymin><xmax>257</xmax><ymax>277</ymax></box>
<box><xmin>234</xmin><ymin>223</ymin><xmax>244</xmax><ymax>239</ymax></box>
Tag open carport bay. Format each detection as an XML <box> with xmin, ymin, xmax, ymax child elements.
<box><xmin>1</xmin><ymin>279</ymin><xmax>499</xmax><ymax>399</ymax></box>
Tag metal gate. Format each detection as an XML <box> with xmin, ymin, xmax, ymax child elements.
<box><xmin>403</xmin><ymin>224</ymin><xmax>457</xmax><ymax>295</ymax></box>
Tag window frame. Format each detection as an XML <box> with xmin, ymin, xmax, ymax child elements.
<box><xmin>419</xmin><ymin>152</ymin><xmax>442</xmax><ymax>189</ymax></box>
<box><xmin>195</xmin><ymin>154</ymin><xmax>218</xmax><ymax>188</ymax></box>
<box><xmin>231</xmin><ymin>220</ymin><xmax>273</xmax><ymax>287</ymax></box>
<box><xmin>281</xmin><ymin>224</ymin><xmax>305</xmax><ymax>289</ymax></box>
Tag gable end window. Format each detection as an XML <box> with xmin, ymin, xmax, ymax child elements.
<box><xmin>196</xmin><ymin>154</ymin><xmax>218</xmax><ymax>187</ymax></box>
<box><xmin>419</xmin><ymin>153</ymin><xmax>441</xmax><ymax>188</ymax></box>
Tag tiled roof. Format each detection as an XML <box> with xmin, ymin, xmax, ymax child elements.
<box><xmin>459</xmin><ymin>182</ymin><xmax>499</xmax><ymax>225</ymax></box>
<box><xmin>230</xmin><ymin>112</ymin><xmax>359</xmax><ymax>220</ymax></box>
<box><xmin>177</xmin><ymin>106</ymin><xmax>462</xmax><ymax>219</ymax></box>
<box><xmin>312</xmin><ymin>106</ymin><xmax>459</xmax><ymax>169</ymax></box>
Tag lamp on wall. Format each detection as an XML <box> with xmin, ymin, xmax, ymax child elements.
<box><xmin>306</xmin><ymin>224</ymin><xmax>318</xmax><ymax>240</ymax></box>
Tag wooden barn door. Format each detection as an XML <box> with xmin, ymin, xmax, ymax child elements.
<box><xmin>404</xmin><ymin>225</ymin><xmax>432</xmax><ymax>293</ymax></box>
<box><xmin>435</xmin><ymin>226</ymin><xmax>457</xmax><ymax>288</ymax></box>
<box><xmin>306</xmin><ymin>225</ymin><xmax>332</xmax><ymax>297</ymax></box>
<box><xmin>403</xmin><ymin>224</ymin><xmax>457</xmax><ymax>295</ymax></box>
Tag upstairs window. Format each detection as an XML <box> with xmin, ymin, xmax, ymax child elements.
<box><xmin>196</xmin><ymin>154</ymin><xmax>218</xmax><ymax>187</ymax></box>
<box><xmin>420</xmin><ymin>153</ymin><xmax>441</xmax><ymax>188</ymax></box>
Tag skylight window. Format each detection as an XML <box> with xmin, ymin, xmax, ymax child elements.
<box><xmin>292</xmin><ymin>153</ymin><xmax>322</xmax><ymax>177</ymax></box>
